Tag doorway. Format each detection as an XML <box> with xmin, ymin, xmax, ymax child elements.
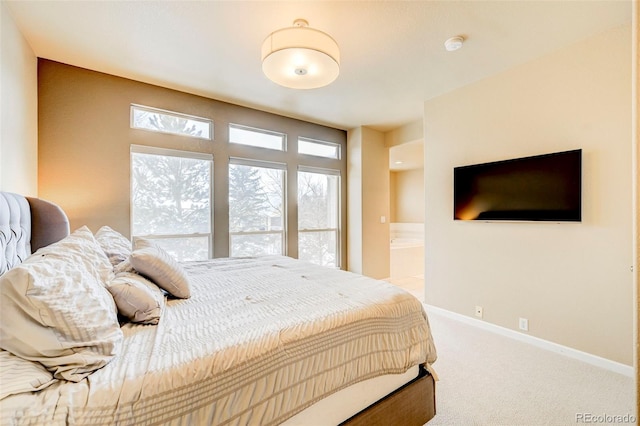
<box><xmin>387</xmin><ymin>141</ymin><xmax>425</xmax><ymax>301</ymax></box>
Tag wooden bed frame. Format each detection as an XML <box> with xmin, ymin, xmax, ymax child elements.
<box><xmin>1</xmin><ymin>191</ymin><xmax>436</xmax><ymax>425</ymax></box>
<box><xmin>343</xmin><ymin>366</ymin><xmax>436</xmax><ymax>426</ymax></box>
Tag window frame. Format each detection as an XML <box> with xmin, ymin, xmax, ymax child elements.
<box><xmin>130</xmin><ymin>144</ymin><xmax>214</xmax><ymax>260</ymax></box>
<box><xmin>229</xmin><ymin>123</ymin><xmax>287</xmax><ymax>152</ymax></box>
<box><xmin>130</xmin><ymin>104</ymin><xmax>213</xmax><ymax>140</ymax></box>
<box><xmin>298</xmin><ymin>137</ymin><xmax>341</xmax><ymax>159</ymax></box>
<box><xmin>297</xmin><ymin>165</ymin><xmax>341</xmax><ymax>268</ymax></box>
<box><xmin>127</xmin><ymin>103</ymin><xmax>346</xmax><ymax>266</ymax></box>
<box><xmin>228</xmin><ymin>157</ymin><xmax>288</xmax><ymax>257</ymax></box>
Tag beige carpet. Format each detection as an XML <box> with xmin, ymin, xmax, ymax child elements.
<box><xmin>424</xmin><ymin>307</ymin><xmax>636</xmax><ymax>426</ymax></box>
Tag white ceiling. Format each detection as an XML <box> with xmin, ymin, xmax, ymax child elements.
<box><xmin>5</xmin><ymin>1</ymin><xmax>632</xmax><ymax>132</ymax></box>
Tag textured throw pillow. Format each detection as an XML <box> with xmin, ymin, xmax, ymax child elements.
<box><xmin>113</xmin><ymin>257</ymin><xmax>135</xmax><ymax>274</ymax></box>
<box><xmin>95</xmin><ymin>225</ymin><xmax>132</xmax><ymax>267</ymax></box>
<box><xmin>130</xmin><ymin>238</ymin><xmax>191</xmax><ymax>299</ymax></box>
<box><xmin>0</xmin><ymin>226</ymin><xmax>123</xmax><ymax>382</ymax></box>
<box><xmin>107</xmin><ymin>272</ymin><xmax>165</xmax><ymax>325</ymax></box>
<box><xmin>0</xmin><ymin>350</ymin><xmax>56</xmax><ymax>399</ymax></box>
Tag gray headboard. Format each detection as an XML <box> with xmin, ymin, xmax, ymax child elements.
<box><xmin>0</xmin><ymin>192</ymin><xmax>70</xmax><ymax>274</ymax></box>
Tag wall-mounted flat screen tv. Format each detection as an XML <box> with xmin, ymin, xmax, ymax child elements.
<box><xmin>453</xmin><ymin>149</ymin><xmax>582</xmax><ymax>222</ymax></box>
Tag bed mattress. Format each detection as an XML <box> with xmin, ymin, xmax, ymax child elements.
<box><xmin>0</xmin><ymin>255</ymin><xmax>436</xmax><ymax>425</ymax></box>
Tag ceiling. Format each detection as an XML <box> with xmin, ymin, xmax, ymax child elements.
<box><xmin>5</xmin><ymin>1</ymin><xmax>631</xmax><ymax>132</ymax></box>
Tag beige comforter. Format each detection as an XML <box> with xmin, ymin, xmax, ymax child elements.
<box><xmin>1</xmin><ymin>256</ymin><xmax>436</xmax><ymax>425</ymax></box>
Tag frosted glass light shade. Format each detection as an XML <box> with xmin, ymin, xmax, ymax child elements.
<box><xmin>261</xmin><ymin>24</ymin><xmax>340</xmax><ymax>89</ymax></box>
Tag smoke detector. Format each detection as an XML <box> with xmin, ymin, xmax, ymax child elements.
<box><xmin>444</xmin><ymin>36</ymin><xmax>464</xmax><ymax>52</ymax></box>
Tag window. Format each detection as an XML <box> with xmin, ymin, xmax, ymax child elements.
<box><xmin>229</xmin><ymin>124</ymin><xmax>286</xmax><ymax>151</ymax></box>
<box><xmin>298</xmin><ymin>137</ymin><xmax>341</xmax><ymax>159</ymax></box>
<box><xmin>128</xmin><ymin>103</ymin><xmax>344</xmax><ymax>265</ymax></box>
<box><xmin>131</xmin><ymin>145</ymin><xmax>212</xmax><ymax>261</ymax></box>
<box><xmin>229</xmin><ymin>159</ymin><xmax>285</xmax><ymax>257</ymax></box>
<box><xmin>131</xmin><ymin>104</ymin><xmax>212</xmax><ymax>140</ymax></box>
<box><xmin>298</xmin><ymin>168</ymin><xmax>340</xmax><ymax>267</ymax></box>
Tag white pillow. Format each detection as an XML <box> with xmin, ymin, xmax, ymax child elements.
<box><xmin>0</xmin><ymin>226</ymin><xmax>122</xmax><ymax>382</ymax></box>
<box><xmin>130</xmin><ymin>238</ymin><xmax>191</xmax><ymax>299</ymax></box>
<box><xmin>107</xmin><ymin>272</ymin><xmax>165</xmax><ymax>325</ymax></box>
<box><xmin>95</xmin><ymin>225</ymin><xmax>132</xmax><ymax>267</ymax></box>
<box><xmin>0</xmin><ymin>350</ymin><xmax>56</xmax><ymax>399</ymax></box>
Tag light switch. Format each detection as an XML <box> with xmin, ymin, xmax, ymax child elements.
<box><xmin>380</xmin><ymin>216</ymin><xmax>386</xmax><ymax>223</ymax></box>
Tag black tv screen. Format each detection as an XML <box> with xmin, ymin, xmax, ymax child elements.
<box><xmin>453</xmin><ymin>149</ymin><xmax>582</xmax><ymax>222</ymax></box>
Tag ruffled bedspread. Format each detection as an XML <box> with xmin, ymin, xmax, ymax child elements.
<box><xmin>1</xmin><ymin>256</ymin><xmax>436</xmax><ymax>426</ymax></box>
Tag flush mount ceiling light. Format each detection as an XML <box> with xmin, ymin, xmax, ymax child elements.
<box><xmin>444</xmin><ymin>36</ymin><xmax>464</xmax><ymax>52</ymax></box>
<box><xmin>261</xmin><ymin>19</ymin><xmax>340</xmax><ymax>89</ymax></box>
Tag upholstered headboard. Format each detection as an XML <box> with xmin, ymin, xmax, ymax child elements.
<box><xmin>0</xmin><ymin>192</ymin><xmax>70</xmax><ymax>275</ymax></box>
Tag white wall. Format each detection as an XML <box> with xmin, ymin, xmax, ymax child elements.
<box><xmin>424</xmin><ymin>25</ymin><xmax>633</xmax><ymax>365</ymax></box>
<box><xmin>0</xmin><ymin>4</ymin><xmax>37</xmax><ymax>195</ymax></box>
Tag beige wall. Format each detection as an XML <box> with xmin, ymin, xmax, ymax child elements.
<box><xmin>37</xmin><ymin>60</ymin><xmax>347</xmax><ymax>263</ymax></box>
<box><xmin>424</xmin><ymin>25</ymin><xmax>633</xmax><ymax>365</ymax></box>
<box><xmin>634</xmin><ymin>0</ymin><xmax>639</xmax><ymax>413</ymax></box>
<box><xmin>1</xmin><ymin>4</ymin><xmax>37</xmax><ymax>195</ymax></box>
<box><xmin>386</xmin><ymin>120</ymin><xmax>425</xmax><ymax>224</ymax></box>
<box><xmin>389</xmin><ymin>172</ymin><xmax>397</xmax><ymax>222</ymax></box>
<box><xmin>391</xmin><ymin>169</ymin><xmax>424</xmax><ymax>223</ymax></box>
<box><xmin>361</xmin><ymin>127</ymin><xmax>390</xmax><ymax>279</ymax></box>
<box><xmin>347</xmin><ymin>127</ymin><xmax>364</xmax><ymax>273</ymax></box>
<box><xmin>347</xmin><ymin>127</ymin><xmax>390</xmax><ymax>279</ymax></box>
<box><xmin>385</xmin><ymin>120</ymin><xmax>422</xmax><ymax>148</ymax></box>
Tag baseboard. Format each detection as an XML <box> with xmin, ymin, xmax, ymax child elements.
<box><xmin>424</xmin><ymin>304</ymin><xmax>634</xmax><ymax>378</ymax></box>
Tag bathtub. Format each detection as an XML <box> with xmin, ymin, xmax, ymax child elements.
<box><xmin>390</xmin><ymin>238</ymin><xmax>423</xmax><ymax>249</ymax></box>
<box><xmin>390</xmin><ymin>237</ymin><xmax>424</xmax><ymax>279</ymax></box>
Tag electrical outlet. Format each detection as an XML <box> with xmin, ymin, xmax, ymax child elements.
<box><xmin>475</xmin><ymin>306</ymin><xmax>483</xmax><ymax>318</ymax></box>
<box><xmin>519</xmin><ymin>317</ymin><xmax>529</xmax><ymax>331</ymax></box>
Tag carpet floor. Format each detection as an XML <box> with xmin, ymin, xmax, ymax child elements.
<box><xmin>424</xmin><ymin>307</ymin><xmax>636</xmax><ymax>426</ymax></box>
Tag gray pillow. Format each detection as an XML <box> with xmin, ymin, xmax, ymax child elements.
<box><xmin>107</xmin><ymin>272</ymin><xmax>165</xmax><ymax>325</ymax></box>
<box><xmin>130</xmin><ymin>238</ymin><xmax>191</xmax><ymax>299</ymax></box>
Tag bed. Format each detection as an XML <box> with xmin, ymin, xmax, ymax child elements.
<box><xmin>0</xmin><ymin>192</ymin><xmax>437</xmax><ymax>425</ymax></box>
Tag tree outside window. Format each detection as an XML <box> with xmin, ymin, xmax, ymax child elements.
<box><xmin>131</xmin><ymin>149</ymin><xmax>212</xmax><ymax>261</ymax></box>
<box><xmin>298</xmin><ymin>170</ymin><xmax>340</xmax><ymax>267</ymax></box>
<box><xmin>229</xmin><ymin>163</ymin><xmax>285</xmax><ymax>257</ymax></box>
